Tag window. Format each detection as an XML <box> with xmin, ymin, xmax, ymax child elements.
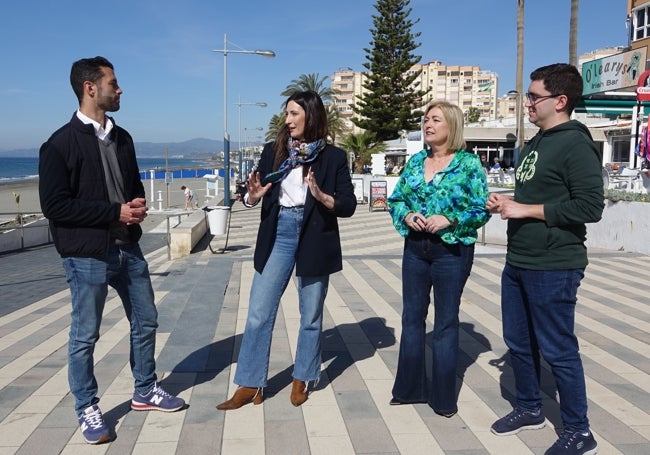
<box><xmin>611</xmin><ymin>136</ymin><xmax>630</xmax><ymax>163</ymax></box>
<box><xmin>631</xmin><ymin>6</ymin><xmax>650</xmax><ymax>41</ymax></box>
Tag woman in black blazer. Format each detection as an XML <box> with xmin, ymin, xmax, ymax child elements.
<box><xmin>217</xmin><ymin>91</ymin><xmax>356</xmax><ymax>410</ymax></box>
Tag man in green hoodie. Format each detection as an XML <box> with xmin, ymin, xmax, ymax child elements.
<box><xmin>487</xmin><ymin>63</ymin><xmax>603</xmax><ymax>455</ymax></box>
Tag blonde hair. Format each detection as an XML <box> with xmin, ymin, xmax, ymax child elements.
<box><xmin>423</xmin><ymin>101</ymin><xmax>466</xmax><ymax>151</ymax></box>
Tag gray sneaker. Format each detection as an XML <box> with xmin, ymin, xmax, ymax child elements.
<box><xmin>491</xmin><ymin>407</ymin><xmax>546</xmax><ymax>436</ymax></box>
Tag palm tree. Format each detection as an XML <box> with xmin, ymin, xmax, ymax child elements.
<box><xmin>266</xmin><ymin>73</ymin><xmax>345</xmax><ymax>143</ymax></box>
<box><xmin>265</xmin><ymin>113</ymin><xmax>285</xmax><ymax>142</ymax></box>
<box><xmin>569</xmin><ymin>0</ymin><xmax>579</xmax><ymax>66</ymax></box>
<box><xmin>281</xmin><ymin>73</ymin><xmax>339</xmax><ymax>102</ymax></box>
<box><xmin>341</xmin><ymin>131</ymin><xmax>387</xmax><ymax>173</ymax></box>
<box><xmin>515</xmin><ymin>0</ymin><xmax>525</xmax><ymax>161</ymax></box>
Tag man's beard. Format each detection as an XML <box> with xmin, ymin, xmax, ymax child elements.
<box><xmin>98</xmin><ymin>94</ymin><xmax>120</xmax><ymax>112</ymax></box>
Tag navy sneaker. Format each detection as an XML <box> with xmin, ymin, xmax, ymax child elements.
<box><xmin>545</xmin><ymin>429</ymin><xmax>598</xmax><ymax>455</ymax></box>
<box><xmin>491</xmin><ymin>407</ymin><xmax>546</xmax><ymax>436</ymax></box>
<box><xmin>131</xmin><ymin>382</ymin><xmax>185</xmax><ymax>412</ymax></box>
<box><xmin>78</xmin><ymin>405</ymin><xmax>111</xmax><ymax>444</ymax></box>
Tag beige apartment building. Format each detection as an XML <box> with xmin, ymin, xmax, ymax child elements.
<box><xmin>331</xmin><ymin>61</ymin><xmax>499</xmax><ymax>137</ymax></box>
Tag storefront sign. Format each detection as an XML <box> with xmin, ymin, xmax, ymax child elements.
<box><xmin>637</xmin><ymin>70</ymin><xmax>650</xmax><ymax>101</ymax></box>
<box><xmin>582</xmin><ymin>47</ymin><xmax>647</xmax><ymax>95</ymax></box>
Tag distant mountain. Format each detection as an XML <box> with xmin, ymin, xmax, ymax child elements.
<box><xmin>0</xmin><ymin>138</ymin><xmax>234</xmax><ymax>158</ymax></box>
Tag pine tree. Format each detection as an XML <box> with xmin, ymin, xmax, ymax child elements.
<box><xmin>352</xmin><ymin>0</ymin><xmax>428</xmax><ymax>141</ymax></box>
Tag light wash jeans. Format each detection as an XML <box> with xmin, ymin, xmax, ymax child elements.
<box><xmin>62</xmin><ymin>243</ymin><xmax>158</xmax><ymax>415</ymax></box>
<box><xmin>234</xmin><ymin>207</ymin><xmax>329</xmax><ymax>387</ymax></box>
<box><xmin>501</xmin><ymin>262</ymin><xmax>590</xmax><ymax>432</ymax></box>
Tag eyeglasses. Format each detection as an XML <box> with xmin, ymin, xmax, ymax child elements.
<box><xmin>525</xmin><ymin>92</ymin><xmax>562</xmax><ymax>104</ymax></box>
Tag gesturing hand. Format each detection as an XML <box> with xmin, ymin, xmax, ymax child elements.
<box><xmin>245</xmin><ymin>171</ymin><xmax>272</xmax><ymax>205</ymax></box>
<box><xmin>305</xmin><ymin>169</ymin><xmax>334</xmax><ymax>210</ymax></box>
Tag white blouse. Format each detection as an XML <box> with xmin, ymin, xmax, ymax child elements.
<box><xmin>244</xmin><ymin>165</ymin><xmax>307</xmax><ymax>208</ymax></box>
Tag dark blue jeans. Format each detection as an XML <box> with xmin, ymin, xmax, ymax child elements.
<box><xmin>501</xmin><ymin>262</ymin><xmax>589</xmax><ymax>432</ymax></box>
<box><xmin>392</xmin><ymin>232</ymin><xmax>474</xmax><ymax>414</ymax></box>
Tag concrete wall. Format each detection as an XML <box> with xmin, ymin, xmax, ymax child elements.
<box><xmin>169</xmin><ymin>209</ymin><xmax>209</xmax><ymax>260</ymax></box>
<box><xmin>0</xmin><ymin>218</ymin><xmax>50</xmax><ymax>253</ymax></box>
<box><xmin>4</xmin><ymin>197</ymin><xmax>649</xmax><ymax>257</ymax></box>
<box><xmin>480</xmin><ymin>199</ymin><xmax>650</xmax><ymax>255</ymax></box>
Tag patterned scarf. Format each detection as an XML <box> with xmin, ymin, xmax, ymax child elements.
<box><xmin>261</xmin><ymin>138</ymin><xmax>326</xmax><ymax>185</ymax></box>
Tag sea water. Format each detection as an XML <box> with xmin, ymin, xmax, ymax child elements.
<box><xmin>0</xmin><ymin>156</ymin><xmax>218</xmax><ymax>182</ymax></box>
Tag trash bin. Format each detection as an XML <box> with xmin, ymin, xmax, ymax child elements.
<box><xmin>205</xmin><ymin>205</ymin><xmax>230</xmax><ymax>235</ymax></box>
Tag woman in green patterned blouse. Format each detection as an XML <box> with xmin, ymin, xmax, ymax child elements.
<box><xmin>387</xmin><ymin>100</ymin><xmax>491</xmax><ymax>417</ymax></box>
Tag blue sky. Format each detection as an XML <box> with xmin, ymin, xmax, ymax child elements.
<box><xmin>0</xmin><ymin>0</ymin><xmax>628</xmax><ymax>152</ymax></box>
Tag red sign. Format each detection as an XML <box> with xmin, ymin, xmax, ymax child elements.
<box><xmin>636</xmin><ymin>70</ymin><xmax>650</xmax><ymax>101</ymax></box>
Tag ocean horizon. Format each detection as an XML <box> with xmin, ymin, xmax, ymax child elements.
<box><xmin>0</xmin><ymin>156</ymin><xmax>219</xmax><ymax>183</ymax></box>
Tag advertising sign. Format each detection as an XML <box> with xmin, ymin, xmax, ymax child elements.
<box><xmin>369</xmin><ymin>180</ymin><xmax>388</xmax><ymax>212</ymax></box>
<box><xmin>637</xmin><ymin>70</ymin><xmax>650</xmax><ymax>101</ymax></box>
<box><xmin>351</xmin><ymin>177</ymin><xmax>364</xmax><ymax>203</ymax></box>
<box><xmin>582</xmin><ymin>47</ymin><xmax>647</xmax><ymax>95</ymax></box>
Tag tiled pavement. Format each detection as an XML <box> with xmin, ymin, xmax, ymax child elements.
<box><xmin>0</xmin><ymin>203</ymin><xmax>649</xmax><ymax>454</ymax></box>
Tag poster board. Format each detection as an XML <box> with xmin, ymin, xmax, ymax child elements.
<box><xmin>351</xmin><ymin>178</ymin><xmax>364</xmax><ymax>203</ymax></box>
<box><xmin>369</xmin><ymin>180</ymin><xmax>388</xmax><ymax>212</ymax></box>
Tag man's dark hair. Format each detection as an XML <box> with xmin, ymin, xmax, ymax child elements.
<box><xmin>530</xmin><ymin>63</ymin><xmax>583</xmax><ymax>114</ymax></box>
<box><xmin>70</xmin><ymin>56</ymin><xmax>114</xmax><ymax>104</ymax></box>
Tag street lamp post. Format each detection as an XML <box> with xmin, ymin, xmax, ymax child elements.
<box><xmin>244</xmin><ymin>127</ymin><xmax>263</xmax><ymax>174</ymax></box>
<box><xmin>236</xmin><ymin>96</ymin><xmax>267</xmax><ymax>182</ymax></box>
<box><xmin>212</xmin><ymin>34</ymin><xmax>275</xmax><ymax>207</ymax></box>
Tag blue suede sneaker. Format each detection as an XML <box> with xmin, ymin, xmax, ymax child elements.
<box><xmin>545</xmin><ymin>429</ymin><xmax>598</xmax><ymax>455</ymax></box>
<box><xmin>491</xmin><ymin>407</ymin><xmax>546</xmax><ymax>436</ymax></box>
<box><xmin>131</xmin><ymin>383</ymin><xmax>185</xmax><ymax>412</ymax></box>
<box><xmin>78</xmin><ymin>405</ymin><xmax>111</xmax><ymax>444</ymax></box>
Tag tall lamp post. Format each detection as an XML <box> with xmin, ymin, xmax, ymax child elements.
<box><xmin>236</xmin><ymin>96</ymin><xmax>267</xmax><ymax>182</ymax></box>
<box><xmin>507</xmin><ymin>90</ymin><xmax>524</xmax><ymax>166</ymax></box>
<box><xmin>244</xmin><ymin>126</ymin><xmax>264</xmax><ymax>152</ymax></box>
<box><xmin>212</xmin><ymin>34</ymin><xmax>275</xmax><ymax>207</ymax></box>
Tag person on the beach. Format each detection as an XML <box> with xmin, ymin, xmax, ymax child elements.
<box><xmin>181</xmin><ymin>185</ymin><xmax>194</xmax><ymax>210</ymax></box>
<box><xmin>38</xmin><ymin>56</ymin><xmax>185</xmax><ymax>445</ymax></box>
<box><xmin>487</xmin><ymin>63</ymin><xmax>603</xmax><ymax>455</ymax></box>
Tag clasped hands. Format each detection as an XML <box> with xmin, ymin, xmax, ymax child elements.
<box><xmin>407</xmin><ymin>213</ymin><xmax>451</xmax><ymax>233</ymax></box>
<box><xmin>120</xmin><ymin>198</ymin><xmax>148</xmax><ymax>225</ymax></box>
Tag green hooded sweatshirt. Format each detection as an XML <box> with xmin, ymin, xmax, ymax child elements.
<box><xmin>507</xmin><ymin>119</ymin><xmax>604</xmax><ymax>270</ymax></box>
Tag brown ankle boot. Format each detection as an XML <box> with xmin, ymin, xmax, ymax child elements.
<box><xmin>290</xmin><ymin>379</ymin><xmax>308</xmax><ymax>407</ymax></box>
<box><xmin>216</xmin><ymin>386</ymin><xmax>263</xmax><ymax>410</ymax></box>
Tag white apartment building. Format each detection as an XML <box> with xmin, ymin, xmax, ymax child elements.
<box><xmin>331</xmin><ymin>61</ymin><xmax>499</xmax><ymax>137</ymax></box>
<box><xmin>412</xmin><ymin>61</ymin><xmax>498</xmax><ymax>120</ymax></box>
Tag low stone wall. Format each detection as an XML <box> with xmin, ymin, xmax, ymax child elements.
<box><xmin>0</xmin><ymin>218</ymin><xmax>50</xmax><ymax>254</ymax></box>
<box><xmin>5</xmin><ymin>199</ymin><xmax>649</xmax><ymax>258</ymax></box>
<box><xmin>480</xmin><ymin>199</ymin><xmax>650</xmax><ymax>255</ymax></box>
<box><xmin>168</xmin><ymin>196</ymin><xmax>224</xmax><ymax>259</ymax></box>
<box><xmin>168</xmin><ymin>209</ymin><xmax>209</xmax><ymax>260</ymax></box>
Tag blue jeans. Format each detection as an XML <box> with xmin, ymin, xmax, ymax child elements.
<box><xmin>501</xmin><ymin>262</ymin><xmax>589</xmax><ymax>432</ymax></box>
<box><xmin>234</xmin><ymin>207</ymin><xmax>329</xmax><ymax>387</ymax></box>
<box><xmin>62</xmin><ymin>243</ymin><xmax>158</xmax><ymax>415</ymax></box>
<box><xmin>392</xmin><ymin>232</ymin><xmax>474</xmax><ymax>414</ymax></box>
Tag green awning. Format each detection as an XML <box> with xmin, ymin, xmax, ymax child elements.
<box><xmin>575</xmin><ymin>99</ymin><xmax>650</xmax><ymax>115</ymax></box>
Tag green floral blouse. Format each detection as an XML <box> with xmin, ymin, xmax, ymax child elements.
<box><xmin>388</xmin><ymin>149</ymin><xmax>491</xmax><ymax>245</ymax></box>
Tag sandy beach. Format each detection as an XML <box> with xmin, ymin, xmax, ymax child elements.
<box><xmin>0</xmin><ymin>176</ymin><xmax>218</xmax><ymax>227</ymax></box>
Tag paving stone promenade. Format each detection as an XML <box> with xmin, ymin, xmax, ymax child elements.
<box><xmin>0</xmin><ymin>203</ymin><xmax>648</xmax><ymax>454</ymax></box>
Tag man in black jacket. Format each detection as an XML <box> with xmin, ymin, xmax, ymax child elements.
<box><xmin>39</xmin><ymin>56</ymin><xmax>185</xmax><ymax>445</ymax></box>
